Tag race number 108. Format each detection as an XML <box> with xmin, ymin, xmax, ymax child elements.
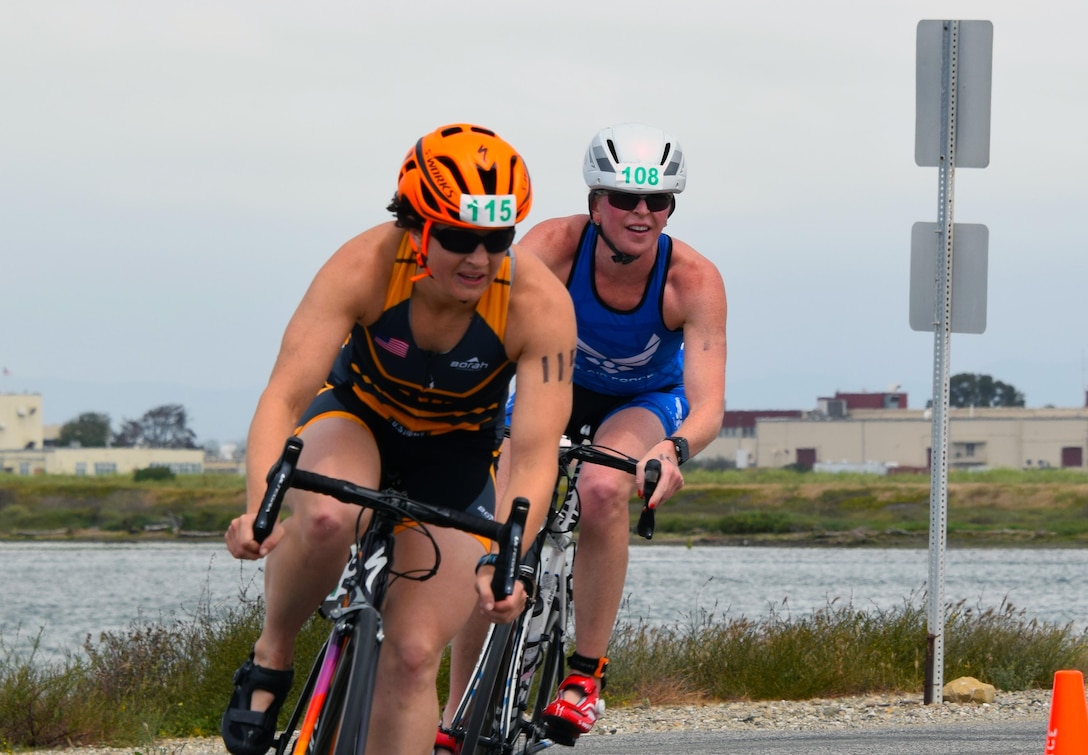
<box><xmin>620</xmin><ymin>166</ymin><xmax>660</xmax><ymax>187</ymax></box>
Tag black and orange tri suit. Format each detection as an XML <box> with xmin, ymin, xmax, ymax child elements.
<box><xmin>296</xmin><ymin>234</ymin><xmax>517</xmax><ymax>520</ymax></box>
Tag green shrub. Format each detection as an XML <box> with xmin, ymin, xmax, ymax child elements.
<box><xmin>606</xmin><ymin>597</ymin><xmax>1088</xmax><ymax>706</ymax></box>
<box><xmin>133</xmin><ymin>467</ymin><xmax>176</xmax><ymax>482</ymax></box>
<box><xmin>712</xmin><ymin>511</ymin><xmax>793</xmax><ymax>535</ymax></box>
<box><xmin>0</xmin><ymin>633</ymin><xmax>88</xmax><ymax>748</ymax></box>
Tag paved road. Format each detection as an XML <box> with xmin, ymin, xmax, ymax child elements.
<box><xmin>575</xmin><ymin>720</ymin><xmax>1047</xmax><ymax>754</ymax></box>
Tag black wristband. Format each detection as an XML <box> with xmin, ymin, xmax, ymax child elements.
<box><xmin>664</xmin><ymin>435</ymin><xmax>690</xmax><ymax>465</ymax></box>
<box><xmin>475</xmin><ymin>553</ymin><xmax>499</xmax><ymax>573</ymax></box>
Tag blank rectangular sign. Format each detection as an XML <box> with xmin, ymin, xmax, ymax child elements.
<box><xmin>916</xmin><ymin>20</ymin><xmax>993</xmax><ymax>168</ymax></box>
<box><xmin>909</xmin><ymin>222</ymin><xmax>989</xmax><ymax>334</ymax></box>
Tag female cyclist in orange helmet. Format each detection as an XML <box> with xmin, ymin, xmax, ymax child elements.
<box><xmin>221</xmin><ymin>124</ymin><xmax>574</xmax><ymax>755</ymax></box>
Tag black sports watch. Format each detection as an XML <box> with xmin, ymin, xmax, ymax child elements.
<box><xmin>665</xmin><ymin>436</ymin><xmax>689</xmax><ymax>465</ymax></box>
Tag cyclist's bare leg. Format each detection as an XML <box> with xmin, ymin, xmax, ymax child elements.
<box><xmin>366</xmin><ymin>525</ymin><xmax>483</xmax><ymax>754</ymax></box>
<box><xmin>441</xmin><ymin>436</ymin><xmax>513</xmax><ymax>736</ymax></box>
<box><xmin>250</xmin><ymin>419</ymin><xmax>379</xmax><ymax>712</ymax></box>
<box><xmin>565</xmin><ymin>408</ymin><xmax>662</xmax><ymax>693</ymax></box>
<box><xmin>441</xmin><ymin>603</ymin><xmax>492</xmax><ymax>736</ymax></box>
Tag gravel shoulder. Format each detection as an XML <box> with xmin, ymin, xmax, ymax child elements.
<box><xmin>592</xmin><ymin>688</ymin><xmax>1051</xmax><ymax>736</ymax></box>
<box><xmin>25</xmin><ymin>690</ymin><xmax>1052</xmax><ymax>755</ymax></box>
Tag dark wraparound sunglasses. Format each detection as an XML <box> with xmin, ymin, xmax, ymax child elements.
<box><xmin>431</xmin><ymin>226</ymin><xmax>516</xmax><ymax>254</ymax></box>
<box><xmin>603</xmin><ymin>191</ymin><xmax>673</xmax><ymax>213</ymax></box>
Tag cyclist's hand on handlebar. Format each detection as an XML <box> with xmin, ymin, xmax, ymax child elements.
<box><xmin>637</xmin><ymin>444</ymin><xmax>686</xmax><ymax>509</ymax></box>
<box><xmin>474</xmin><ymin>568</ymin><xmax>528</xmax><ymax>624</ymax></box>
<box><xmin>225</xmin><ymin>512</ymin><xmax>284</xmax><ymax>560</ymax></box>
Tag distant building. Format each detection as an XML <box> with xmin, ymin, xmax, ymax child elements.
<box><xmin>0</xmin><ymin>393</ymin><xmax>43</xmax><ymax>451</ymax></box>
<box><xmin>0</xmin><ymin>393</ymin><xmax>204</xmax><ymax>476</ymax></box>
<box><xmin>702</xmin><ymin>389</ymin><xmax>1088</xmax><ymax>472</ymax></box>
<box><xmin>822</xmin><ymin>390</ymin><xmax>908</xmax><ymax>411</ymax></box>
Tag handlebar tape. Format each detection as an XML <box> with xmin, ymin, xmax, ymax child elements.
<box><xmin>253</xmin><ymin>436</ymin><xmax>304</xmax><ymax>544</ymax></box>
<box><xmin>636</xmin><ymin>459</ymin><xmax>662</xmax><ymax>540</ymax></box>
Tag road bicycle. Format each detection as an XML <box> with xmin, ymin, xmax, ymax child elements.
<box><xmin>443</xmin><ymin>434</ymin><xmax>661</xmax><ymax>754</ymax></box>
<box><xmin>251</xmin><ymin>436</ymin><xmax>529</xmax><ymax>755</ymax></box>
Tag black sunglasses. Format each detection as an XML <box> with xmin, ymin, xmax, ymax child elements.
<box><xmin>431</xmin><ymin>226</ymin><xmax>516</xmax><ymax>255</ymax></box>
<box><xmin>603</xmin><ymin>191</ymin><xmax>672</xmax><ymax>213</ymax></box>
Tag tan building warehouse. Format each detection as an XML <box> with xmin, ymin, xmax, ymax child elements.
<box><xmin>0</xmin><ymin>392</ymin><xmax>204</xmax><ymax>476</ymax></box>
<box><xmin>0</xmin><ymin>392</ymin><xmax>43</xmax><ymax>452</ymax></box>
<box><xmin>703</xmin><ymin>391</ymin><xmax>1088</xmax><ymax>472</ymax></box>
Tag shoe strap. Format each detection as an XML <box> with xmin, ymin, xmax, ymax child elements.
<box><xmin>567</xmin><ymin>652</ymin><xmax>608</xmax><ymax>677</ymax></box>
<box><xmin>435</xmin><ymin>726</ymin><xmax>459</xmax><ymax>753</ymax></box>
<box><xmin>560</xmin><ymin>674</ymin><xmax>598</xmax><ymax>698</ymax></box>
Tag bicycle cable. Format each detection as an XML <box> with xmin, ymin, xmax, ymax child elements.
<box><xmin>347</xmin><ymin>504</ymin><xmax>444</xmax><ymax>586</ymax></box>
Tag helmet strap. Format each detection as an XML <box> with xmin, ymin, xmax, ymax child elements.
<box><xmin>594</xmin><ymin>222</ymin><xmax>638</xmax><ymax>265</ymax></box>
<box><xmin>410</xmin><ymin>220</ymin><xmax>435</xmax><ymax>282</ymax></box>
<box><xmin>587</xmin><ymin>193</ymin><xmax>637</xmax><ymax>265</ymax></box>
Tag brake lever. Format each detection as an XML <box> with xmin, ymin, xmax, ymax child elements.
<box><xmin>637</xmin><ymin>459</ymin><xmax>661</xmax><ymax>540</ymax></box>
<box><xmin>491</xmin><ymin>497</ymin><xmax>529</xmax><ymax>598</ymax></box>
<box><xmin>253</xmin><ymin>437</ymin><xmax>303</xmax><ymax>543</ymax></box>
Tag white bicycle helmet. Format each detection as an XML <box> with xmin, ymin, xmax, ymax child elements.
<box><xmin>582</xmin><ymin>122</ymin><xmax>687</xmax><ymax>194</ymax></box>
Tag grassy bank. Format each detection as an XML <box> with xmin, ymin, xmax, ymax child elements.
<box><xmin>3</xmin><ymin>467</ymin><xmax>1088</xmax><ymax>546</ymax></box>
<box><xmin>651</xmin><ymin>466</ymin><xmax>1088</xmax><ymax>547</ymax></box>
<box><xmin>0</xmin><ymin>473</ymin><xmax>245</xmax><ymax>538</ymax></box>
<box><xmin>1</xmin><ymin>589</ymin><xmax>1085</xmax><ymax>749</ymax></box>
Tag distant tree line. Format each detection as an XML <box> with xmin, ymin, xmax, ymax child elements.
<box><xmin>57</xmin><ymin>404</ymin><xmax>198</xmax><ymax>449</ymax></box>
<box><xmin>947</xmin><ymin>373</ymin><xmax>1026</xmax><ymax>408</ymax></box>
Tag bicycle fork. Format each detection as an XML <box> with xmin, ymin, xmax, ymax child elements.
<box><xmin>287</xmin><ymin>535</ymin><xmax>391</xmax><ymax>755</ymax></box>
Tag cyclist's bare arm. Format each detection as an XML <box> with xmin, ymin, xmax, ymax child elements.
<box><xmin>515</xmin><ymin>215</ymin><xmax>586</xmax><ymax>282</ymax></box>
<box><xmin>480</xmin><ymin>249</ymin><xmax>576</xmax><ymax>616</ymax></box>
<box><xmin>643</xmin><ymin>240</ymin><xmax>727</xmax><ymax>507</ymax></box>
<box><xmin>227</xmin><ymin>224</ymin><xmax>401</xmax><ymax>560</ymax></box>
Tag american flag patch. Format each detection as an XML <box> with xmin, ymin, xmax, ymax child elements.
<box><xmin>375</xmin><ymin>336</ymin><xmax>409</xmax><ymax>358</ymax></box>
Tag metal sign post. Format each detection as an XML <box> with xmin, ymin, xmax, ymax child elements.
<box><xmin>911</xmin><ymin>19</ymin><xmax>992</xmax><ymax>705</ymax></box>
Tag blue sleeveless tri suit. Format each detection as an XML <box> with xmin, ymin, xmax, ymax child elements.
<box><xmin>508</xmin><ymin>222</ymin><xmax>688</xmax><ymax>439</ymax></box>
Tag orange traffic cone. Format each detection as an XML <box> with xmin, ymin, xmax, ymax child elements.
<box><xmin>1045</xmin><ymin>669</ymin><xmax>1088</xmax><ymax>753</ymax></box>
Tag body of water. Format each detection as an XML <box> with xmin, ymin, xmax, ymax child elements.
<box><xmin>2</xmin><ymin>542</ymin><xmax>1085</xmax><ymax>661</ymax></box>
<box><xmin>621</xmin><ymin>546</ymin><xmax>1088</xmax><ymax>630</ymax></box>
<box><xmin>0</xmin><ymin>541</ymin><xmax>265</xmax><ymax>661</ymax></box>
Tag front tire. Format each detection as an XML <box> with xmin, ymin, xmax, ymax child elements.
<box><xmin>326</xmin><ymin>609</ymin><xmax>382</xmax><ymax>755</ymax></box>
<box><xmin>511</xmin><ymin>604</ymin><xmax>564</xmax><ymax>755</ymax></box>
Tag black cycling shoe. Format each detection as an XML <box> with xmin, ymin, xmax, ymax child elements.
<box><xmin>221</xmin><ymin>652</ymin><xmax>294</xmax><ymax>755</ymax></box>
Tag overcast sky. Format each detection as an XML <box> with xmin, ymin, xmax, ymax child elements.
<box><xmin>2</xmin><ymin>1</ymin><xmax>1086</xmax><ymax>442</ymax></box>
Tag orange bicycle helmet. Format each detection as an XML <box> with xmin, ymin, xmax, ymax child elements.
<box><xmin>397</xmin><ymin>123</ymin><xmax>533</xmax><ymax>231</ymax></box>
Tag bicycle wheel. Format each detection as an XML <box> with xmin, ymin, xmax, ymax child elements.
<box><xmin>273</xmin><ymin>639</ymin><xmax>329</xmax><ymax>755</ymax></box>
<box><xmin>512</xmin><ymin>607</ymin><xmax>564</xmax><ymax>754</ymax></box>
<box><xmin>298</xmin><ymin>631</ymin><xmax>350</xmax><ymax>755</ymax></box>
<box><xmin>327</xmin><ymin>607</ymin><xmax>382</xmax><ymax>755</ymax></box>
<box><xmin>457</xmin><ymin>621</ymin><xmax>515</xmax><ymax>755</ymax></box>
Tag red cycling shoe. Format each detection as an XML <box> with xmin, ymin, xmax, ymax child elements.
<box><xmin>434</xmin><ymin>726</ymin><xmax>459</xmax><ymax>754</ymax></box>
<box><xmin>542</xmin><ymin>674</ymin><xmax>604</xmax><ymax>746</ymax></box>
<box><xmin>430</xmin><ymin>726</ymin><xmax>456</xmax><ymax>755</ymax></box>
